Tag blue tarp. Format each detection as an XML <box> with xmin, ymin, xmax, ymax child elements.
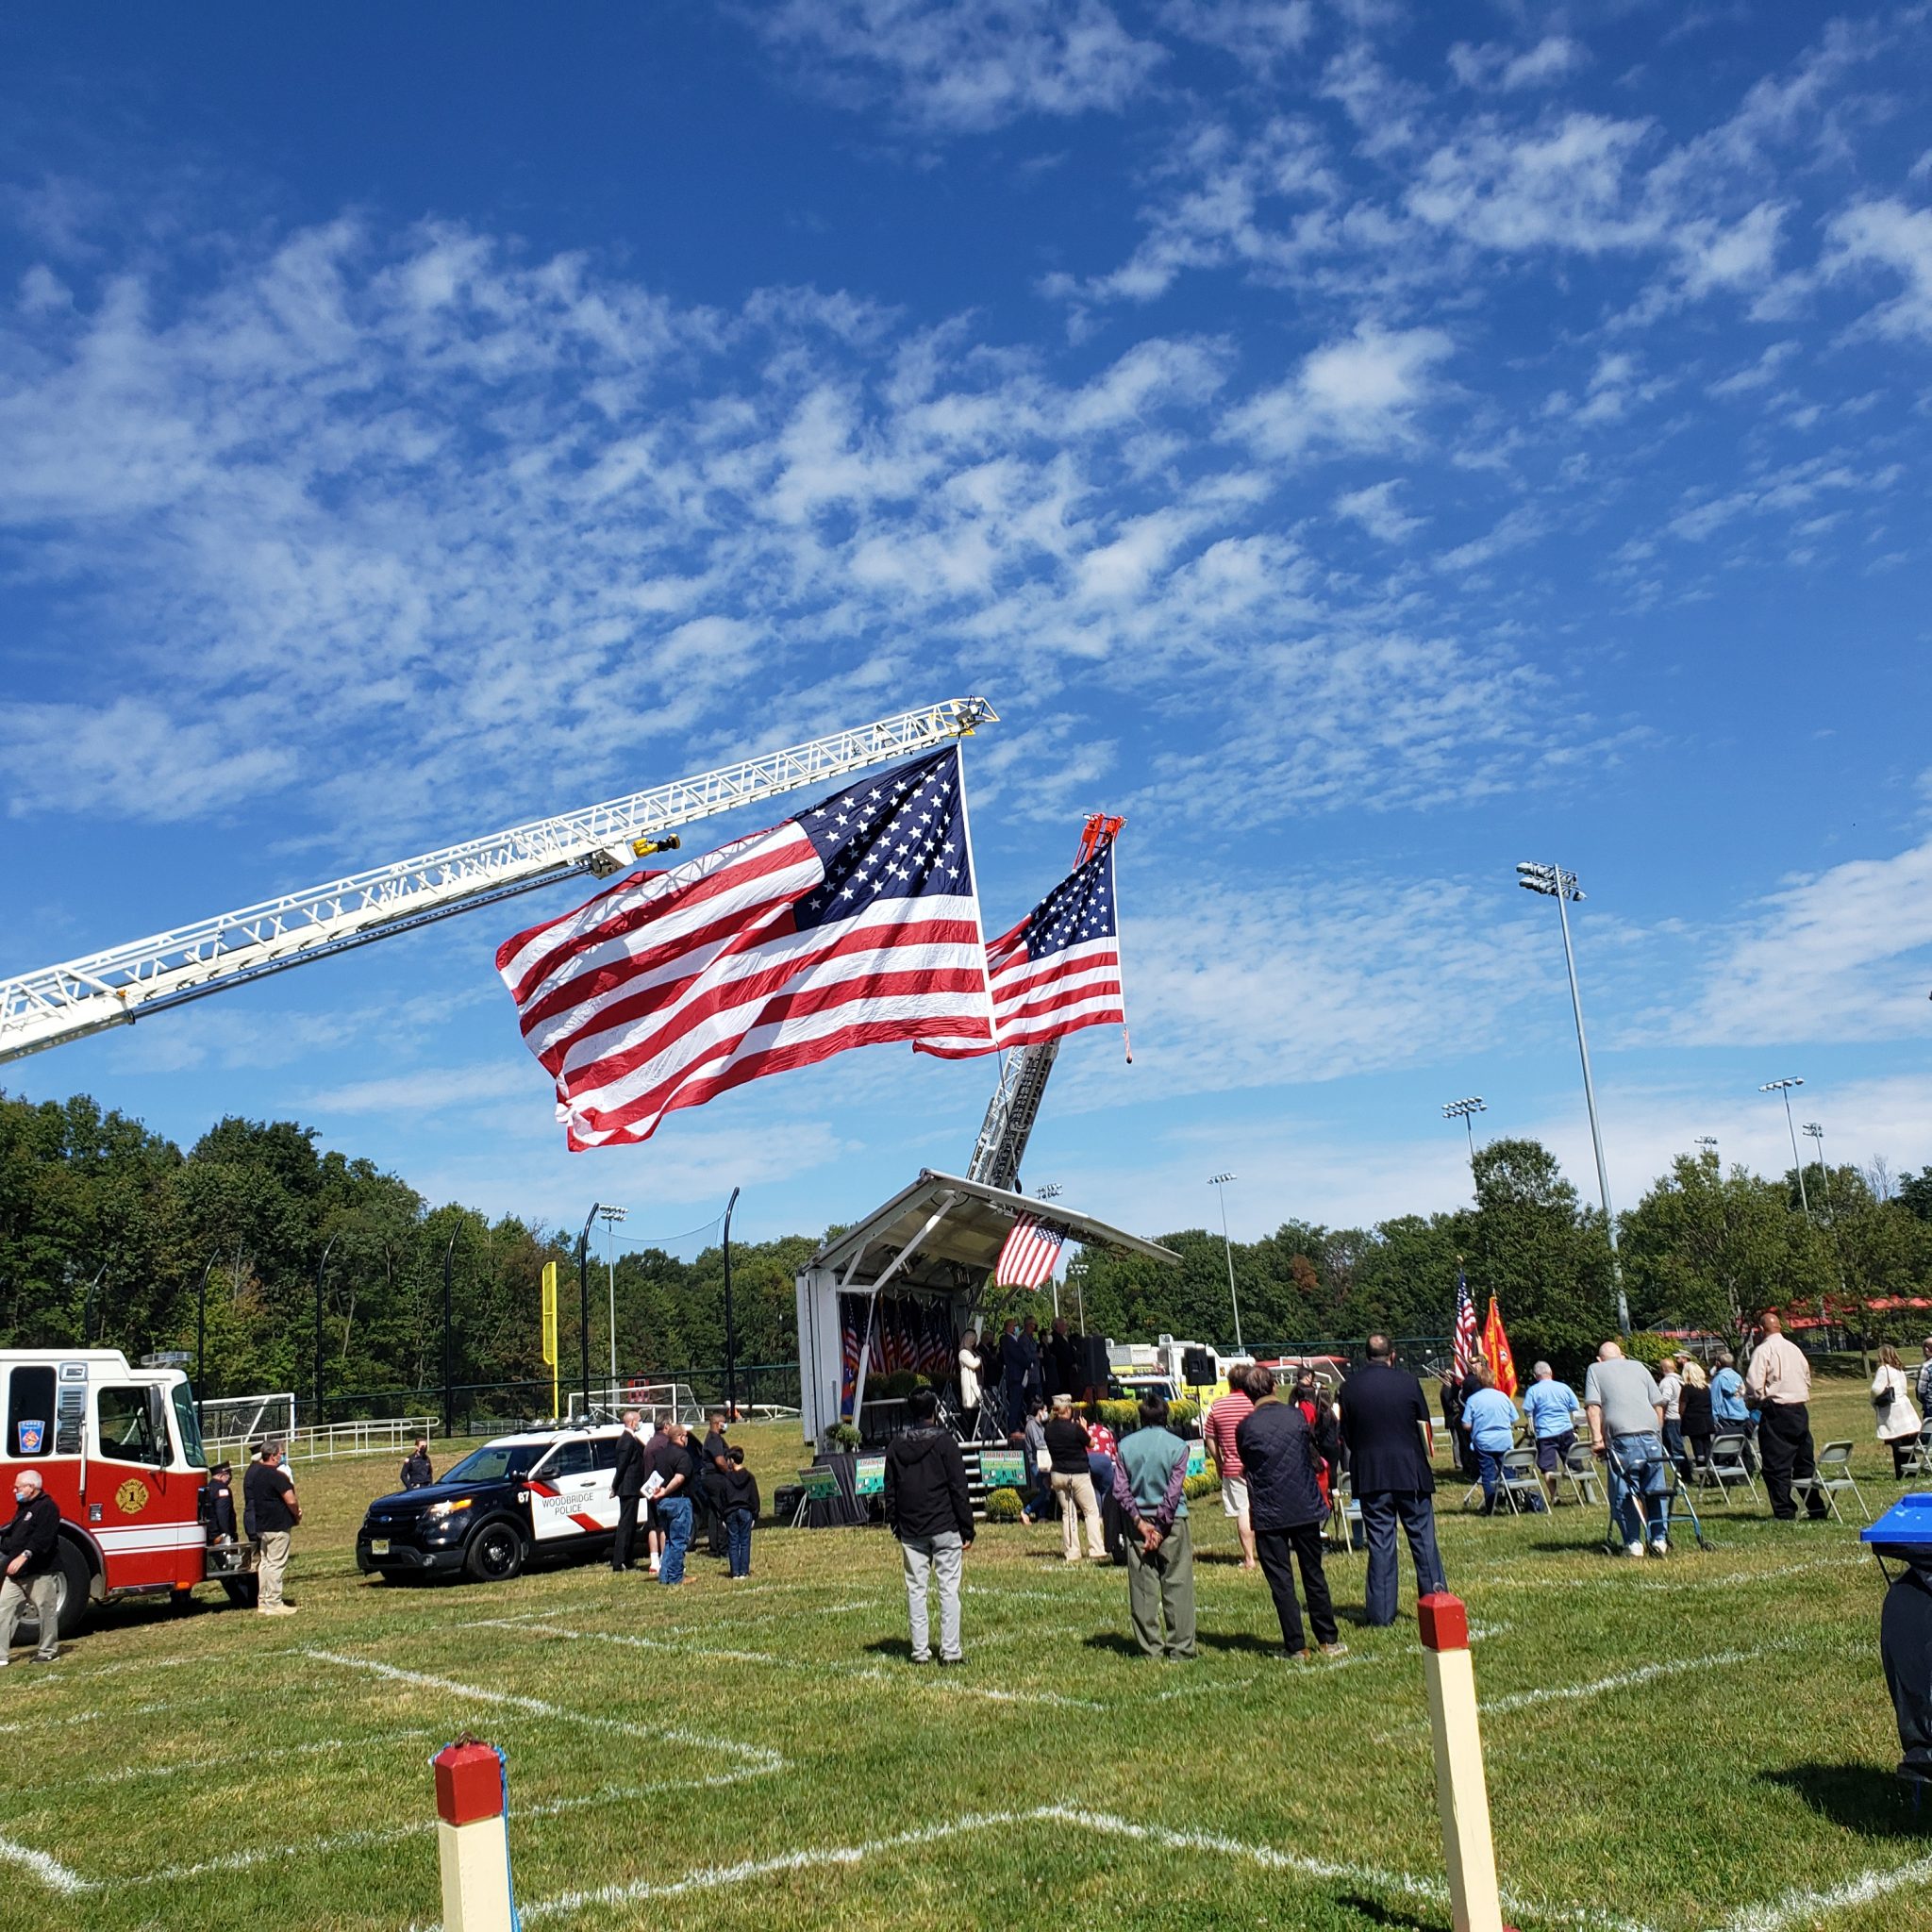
<box><xmin>1861</xmin><ymin>1492</ymin><xmax>1932</xmax><ymax>1547</ymax></box>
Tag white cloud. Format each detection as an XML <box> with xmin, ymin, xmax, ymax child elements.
<box><xmin>1707</xmin><ymin>340</ymin><xmax>1799</xmax><ymax>397</ymax></box>
<box><xmin>1333</xmin><ymin>477</ymin><xmax>1422</xmax><ymax>542</ymax></box>
<box><xmin>1824</xmin><ymin>198</ymin><xmax>1932</xmax><ymax>341</ymax></box>
<box><xmin>1447</xmin><ymin>37</ymin><xmax>1589</xmax><ymax>94</ymax></box>
<box><xmin>748</xmin><ymin>0</ymin><xmax>1166</xmax><ymax>133</ymax></box>
<box><xmin>1228</xmin><ymin>322</ymin><xmax>1453</xmax><ymax>459</ymax></box>
<box><xmin>1158</xmin><ymin>0</ymin><xmax>1313</xmax><ymax>70</ymax></box>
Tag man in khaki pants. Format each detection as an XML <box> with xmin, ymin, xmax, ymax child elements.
<box><xmin>0</xmin><ymin>1470</ymin><xmax>62</xmax><ymax>1664</ymax></box>
<box><xmin>244</xmin><ymin>1442</ymin><xmax>301</xmax><ymax>1615</ymax></box>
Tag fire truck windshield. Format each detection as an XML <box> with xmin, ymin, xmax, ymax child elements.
<box><xmin>442</xmin><ymin>1442</ymin><xmax>547</xmax><ymax>1485</ymax></box>
<box><xmin>173</xmin><ymin>1382</ymin><xmax>205</xmax><ymax>1467</ymax></box>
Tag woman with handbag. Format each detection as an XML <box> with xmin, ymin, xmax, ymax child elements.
<box><xmin>1874</xmin><ymin>1343</ymin><xmax>1923</xmax><ymax>1478</ymax></box>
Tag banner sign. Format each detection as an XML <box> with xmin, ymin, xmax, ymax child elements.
<box><xmin>979</xmin><ymin>1449</ymin><xmax>1027</xmax><ymax>1490</ymax></box>
<box><xmin>797</xmin><ymin>1464</ymin><xmax>841</xmax><ymax>1499</ymax></box>
<box><xmin>854</xmin><ymin>1455</ymin><xmax>886</xmax><ymax>1497</ymax></box>
<box><xmin>1187</xmin><ymin>1441</ymin><xmax>1206</xmax><ymax>1479</ymax></box>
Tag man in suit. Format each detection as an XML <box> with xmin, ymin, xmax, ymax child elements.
<box><xmin>610</xmin><ymin>1408</ymin><xmax>646</xmax><ymax>1573</ymax></box>
<box><xmin>1338</xmin><ymin>1334</ymin><xmax>1448</xmax><ymax>1626</ymax></box>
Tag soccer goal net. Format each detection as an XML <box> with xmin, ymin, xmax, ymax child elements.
<box><xmin>567</xmin><ymin>1380</ymin><xmax>707</xmax><ymax>1427</ymax></box>
<box><xmin>198</xmin><ymin>1391</ymin><xmax>297</xmax><ymax>1463</ymax></box>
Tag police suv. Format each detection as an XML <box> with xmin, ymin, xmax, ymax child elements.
<box><xmin>356</xmin><ymin>1423</ymin><xmax>628</xmax><ymax>1584</ymax></box>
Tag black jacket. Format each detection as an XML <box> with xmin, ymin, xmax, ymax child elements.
<box><xmin>1680</xmin><ymin>1385</ymin><xmax>1714</xmax><ymax>1436</ymax></box>
<box><xmin>1236</xmin><ymin>1398</ymin><xmax>1337</xmax><ymax>1530</ymax></box>
<box><xmin>1338</xmin><ymin>1361</ymin><xmax>1436</xmax><ymax>1496</ymax></box>
<box><xmin>721</xmin><ymin>1465</ymin><xmax>760</xmax><ymax>1519</ymax></box>
<box><xmin>883</xmin><ymin>1427</ymin><xmax>974</xmax><ymax>1542</ymax></box>
<box><xmin>612</xmin><ymin>1429</ymin><xmax>646</xmax><ymax>1500</ymax></box>
<box><xmin>401</xmin><ymin>1452</ymin><xmax>434</xmax><ymax>1489</ymax></box>
<box><xmin>200</xmin><ymin>1476</ymin><xmax>238</xmax><ymax>1540</ymax></box>
<box><xmin>1046</xmin><ymin>1333</ymin><xmax>1078</xmax><ymax>1397</ymax></box>
<box><xmin>1</xmin><ymin>1491</ymin><xmax>60</xmax><ymax>1578</ymax></box>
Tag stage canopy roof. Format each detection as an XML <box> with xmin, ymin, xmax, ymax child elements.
<box><xmin>809</xmin><ymin>1168</ymin><xmax>1179</xmax><ymax>1297</ymax></box>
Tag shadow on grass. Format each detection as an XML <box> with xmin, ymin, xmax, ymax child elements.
<box><xmin>1336</xmin><ymin>1895</ymin><xmax>1443</xmax><ymax>1932</ymax></box>
<box><xmin>1081</xmin><ymin>1630</ymin><xmax>1143</xmax><ymax>1657</ymax></box>
<box><xmin>1761</xmin><ymin>1762</ymin><xmax>1931</xmax><ymax>1836</ymax></box>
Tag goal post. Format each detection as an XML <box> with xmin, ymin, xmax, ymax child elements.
<box><xmin>198</xmin><ymin>1391</ymin><xmax>297</xmax><ymax>1464</ymax></box>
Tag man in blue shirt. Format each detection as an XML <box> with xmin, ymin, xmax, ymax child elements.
<box><xmin>1462</xmin><ymin>1374</ymin><xmax>1519</xmax><ymax>1515</ymax></box>
<box><xmin>1522</xmin><ymin>1361</ymin><xmax>1582</xmax><ymax>1507</ymax></box>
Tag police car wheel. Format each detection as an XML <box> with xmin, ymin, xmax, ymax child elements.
<box><xmin>464</xmin><ymin>1519</ymin><xmax>526</xmax><ymax>1583</ymax></box>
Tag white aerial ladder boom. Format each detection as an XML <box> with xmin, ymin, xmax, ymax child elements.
<box><xmin>0</xmin><ymin>696</ymin><xmax>997</xmax><ymax>1065</ymax></box>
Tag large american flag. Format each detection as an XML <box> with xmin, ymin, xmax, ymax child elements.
<box><xmin>1452</xmin><ymin>1269</ymin><xmax>1479</xmax><ymax>1378</ymax></box>
<box><xmin>497</xmin><ymin>746</ymin><xmax>993</xmax><ymax>1148</ymax></box>
<box><xmin>994</xmin><ymin>1212</ymin><xmax>1066</xmax><ymax>1291</ymax></box>
<box><xmin>916</xmin><ymin>833</ymin><xmax>1125</xmax><ymax>1058</ymax></box>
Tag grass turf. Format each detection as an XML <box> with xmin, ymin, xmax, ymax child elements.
<box><xmin>4</xmin><ymin>1378</ymin><xmax>1924</xmax><ymax>1932</ymax></box>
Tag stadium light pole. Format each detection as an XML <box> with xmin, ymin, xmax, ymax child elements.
<box><xmin>576</xmin><ymin>1204</ymin><xmax>601</xmax><ymax>1414</ymax></box>
<box><xmin>1695</xmin><ymin>1135</ymin><xmax>1719</xmax><ymax>1173</ymax></box>
<box><xmin>1758</xmin><ymin>1078</ymin><xmax>1811</xmax><ymax>1221</ymax></box>
<box><xmin>1208</xmin><ymin>1174</ymin><xmax>1244</xmax><ymax>1354</ymax></box>
<box><xmin>314</xmin><ymin>1230</ymin><xmax>341</xmax><ymax>1432</ymax></box>
<box><xmin>1516</xmin><ymin>862</ymin><xmax>1629</xmax><ymax>1338</ymax></box>
<box><xmin>1036</xmin><ymin>1184</ymin><xmax>1063</xmax><ymax>1315</ymax></box>
<box><xmin>722</xmin><ymin>1185</ymin><xmax>741</xmax><ymax>1419</ymax></box>
<box><xmin>597</xmin><ymin>1204</ymin><xmax>627</xmax><ymax>1389</ymax></box>
<box><xmin>1442</xmin><ymin>1096</ymin><xmax>1487</xmax><ymax>1174</ymax></box>
<box><xmin>194</xmin><ymin>1253</ymin><xmax>218</xmax><ymax>1404</ymax></box>
<box><xmin>441</xmin><ymin>1224</ymin><xmax>459</xmax><ymax>1441</ymax></box>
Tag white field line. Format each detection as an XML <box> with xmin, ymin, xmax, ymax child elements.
<box><xmin>109</xmin><ymin>1776</ymin><xmax>758</xmax><ymax>1892</ymax></box>
<box><xmin>476</xmin><ymin>1619</ymin><xmax>1106</xmax><ymax>1711</ymax></box>
<box><xmin>8</xmin><ymin>1726</ymin><xmax>436</xmax><ymax>1796</ymax></box>
<box><xmin>301</xmin><ymin>1650</ymin><xmax>784</xmax><ymax>1770</ymax></box>
<box><xmin>0</xmin><ymin>1833</ymin><xmax>91</xmax><ymax>1895</ymax></box>
<box><xmin>1714</xmin><ymin>1854</ymin><xmax>1932</xmax><ymax>1932</ymax></box>
<box><xmin>0</xmin><ymin>1710</ymin><xmax>99</xmax><ymax>1738</ymax></box>
<box><xmin>497</xmin><ymin>1800</ymin><xmax>1652</xmax><ymax>1932</ymax></box>
<box><xmin>1468</xmin><ymin>1554</ymin><xmax>1865</xmax><ymax>1592</ymax></box>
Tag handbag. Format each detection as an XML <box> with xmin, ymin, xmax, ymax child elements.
<box><xmin>1036</xmin><ymin>1446</ymin><xmax>1053</xmax><ymax>1474</ymax></box>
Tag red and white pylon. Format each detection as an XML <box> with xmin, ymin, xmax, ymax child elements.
<box><xmin>433</xmin><ymin>1739</ymin><xmax>518</xmax><ymax>1932</ymax></box>
<box><xmin>1418</xmin><ymin>1591</ymin><xmax>1512</xmax><ymax>1932</ymax></box>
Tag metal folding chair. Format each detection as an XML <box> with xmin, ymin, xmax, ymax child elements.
<box><xmin>1495</xmin><ymin>1447</ymin><xmax>1545</xmax><ymax>1515</ymax></box>
<box><xmin>1790</xmin><ymin>1441</ymin><xmax>1870</xmax><ymax>1524</ymax></box>
<box><xmin>1697</xmin><ymin>1431</ymin><xmax>1761</xmax><ymax>1510</ymax></box>
<box><xmin>1560</xmin><ymin>1443</ymin><xmax>1603</xmax><ymax>1507</ymax></box>
<box><xmin>1325</xmin><ymin>1476</ymin><xmax>1362</xmax><ymax>1556</ymax></box>
<box><xmin>1899</xmin><ymin>1420</ymin><xmax>1932</xmax><ymax>1480</ymax></box>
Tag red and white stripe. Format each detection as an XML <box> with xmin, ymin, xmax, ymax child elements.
<box><xmin>994</xmin><ymin>1213</ymin><xmax>1066</xmax><ymax>1291</ymax></box>
<box><xmin>984</xmin><ymin>928</ymin><xmax>1123</xmax><ymax>1051</ymax></box>
<box><xmin>497</xmin><ymin>817</ymin><xmax>991</xmax><ymax>1149</ymax></box>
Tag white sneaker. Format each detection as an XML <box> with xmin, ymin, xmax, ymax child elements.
<box><xmin>1624</xmin><ymin>1541</ymin><xmax>1644</xmax><ymax>1557</ymax></box>
<box><xmin>1648</xmin><ymin>1540</ymin><xmax>1669</xmax><ymax>1558</ymax></box>
<box><xmin>648</xmin><ymin>1558</ymin><xmax>660</xmax><ymax>1574</ymax></box>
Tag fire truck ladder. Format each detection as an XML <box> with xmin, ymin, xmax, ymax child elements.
<box><xmin>0</xmin><ymin>696</ymin><xmax>998</xmax><ymax>1064</ymax></box>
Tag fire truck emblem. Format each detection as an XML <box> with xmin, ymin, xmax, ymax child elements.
<box><xmin>16</xmin><ymin>1419</ymin><xmax>44</xmax><ymax>1454</ymax></box>
<box><xmin>115</xmin><ymin>1477</ymin><xmax>150</xmax><ymax>1515</ymax></box>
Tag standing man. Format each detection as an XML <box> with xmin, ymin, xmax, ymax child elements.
<box><xmin>883</xmin><ymin>1386</ymin><xmax>973</xmax><ymax>1665</ymax></box>
<box><xmin>702</xmin><ymin>1411</ymin><xmax>732</xmax><ymax>1557</ymax></box>
<box><xmin>0</xmin><ymin>1470</ymin><xmax>62</xmax><ymax>1666</ymax></box>
<box><xmin>1522</xmin><ymin>1362</ymin><xmax>1583</xmax><ymax>1507</ymax></box>
<box><xmin>1745</xmin><ymin>1312</ymin><xmax>1828</xmax><ymax>1522</ymax></box>
<box><xmin>610</xmin><ymin>1407</ymin><xmax>646</xmax><ymax>1573</ymax></box>
<box><xmin>1338</xmin><ymin>1336</ymin><xmax>1447</xmax><ymax>1626</ymax></box>
<box><xmin>653</xmin><ymin>1424</ymin><xmax>696</xmax><ymax>1585</ymax></box>
<box><xmin>1203</xmin><ymin>1365</ymin><xmax>1258</xmax><ymax>1572</ymax></box>
<box><xmin>1914</xmin><ymin>1337</ymin><xmax>1932</xmax><ymax>1420</ymax></box>
<box><xmin>244</xmin><ymin>1441</ymin><xmax>301</xmax><ymax>1616</ymax></box>
<box><xmin>998</xmin><ymin>1319</ymin><xmax>1029</xmax><ymax>1437</ymax></box>
<box><xmin>1047</xmin><ymin>1317</ymin><xmax>1078</xmax><ymax>1403</ymax></box>
<box><xmin>1019</xmin><ymin>1316</ymin><xmax>1045</xmax><ymax>1409</ymax></box>
<box><xmin>1236</xmin><ymin>1367</ymin><xmax>1345</xmax><ymax>1660</ymax></box>
<box><xmin>1583</xmin><ymin>1342</ymin><xmax>1669</xmax><ymax>1557</ymax></box>
<box><xmin>1110</xmin><ymin>1394</ymin><xmax>1195</xmax><ymax>1660</ymax></box>
<box><xmin>400</xmin><ymin>1439</ymin><xmax>434</xmax><ymax>1490</ymax></box>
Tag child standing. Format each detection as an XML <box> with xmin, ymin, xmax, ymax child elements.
<box><xmin>721</xmin><ymin>1444</ymin><xmax>759</xmax><ymax>1579</ymax></box>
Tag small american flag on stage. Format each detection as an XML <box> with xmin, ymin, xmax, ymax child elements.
<box><xmin>497</xmin><ymin>746</ymin><xmax>993</xmax><ymax>1148</ymax></box>
<box><xmin>994</xmin><ymin>1212</ymin><xmax>1066</xmax><ymax>1291</ymax></box>
<box><xmin>1452</xmin><ymin>1268</ymin><xmax>1479</xmax><ymax>1378</ymax></box>
<box><xmin>916</xmin><ymin>831</ymin><xmax>1125</xmax><ymax>1058</ymax></box>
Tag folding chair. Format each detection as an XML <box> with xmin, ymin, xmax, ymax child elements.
<box><xmin>1560</xmin><ymin>1443</ymin><xmax>1603</xmax><ymax>1507</ymax></box>
<box><xmin>1899</xmin><ymin>1420</ymin><xmax>1932</xmax><ymax>1480</ymax></box>
<box><xmin>1325</xmin><ymin>1476</ymin><xmax>1363</xmax><ymax>1556</ymax></box>
<box><xmin>1790</xmin><ymin>1441</ymin><xmax>1870</xmax><ymax>1525</ymax></box>
<box><xmin>1697</xmin><ymin>1431</ymin><xmax>1761</xmax><ymax>1511</ymax></box>
<box><xmin>1495</xmin><ymin>1447</ymin><xmax>1546</xmax><ymax>1516</ymax></box>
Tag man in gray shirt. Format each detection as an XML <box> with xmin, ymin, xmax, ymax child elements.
<box><xmin>1584</xmin><ymin>1343</ymin><xmax>1669</xmax><ymax>1557</ymax></box>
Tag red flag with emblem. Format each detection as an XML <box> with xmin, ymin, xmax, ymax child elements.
<box><xmin>1482</xmin><ymin>1295</ymin><xmax>1519</xmax><ymax>1397</ymax></box>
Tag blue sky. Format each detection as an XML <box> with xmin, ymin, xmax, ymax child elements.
<box><xmin>4</xmin><ymin>3</ymin><xmax>1931</xmax><ymax>1261</ymax></box>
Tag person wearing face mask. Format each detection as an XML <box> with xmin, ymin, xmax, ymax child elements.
<box><xmin>0</xmin><ymin>1470</ymin><xmax>62</xmax><ymax>1665</ymax></box>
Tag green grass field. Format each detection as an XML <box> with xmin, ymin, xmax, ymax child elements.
<box><xmin>5</xmin><ymin>1378</ymin><xmax>1924</xmax><ymax>1932</ymax></box>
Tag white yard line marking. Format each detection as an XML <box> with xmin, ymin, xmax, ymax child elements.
<box><xmin>1714</xmin><ymin>1855</ymin><xmax>1932</xmax><ymax>1932</ymax></box>
<box><xmin>477</xmin><ymin>1619</ymin><xmax>1105</xmax><ymax>1710</ymax></box>
<box><xmin>1478</xmin><ymin>1645</ymin><xmax>1772</xmax><ymax>1719</ymax></box>
<box><xmin>0</xmin><ymin>1710</ymin><xmax>99</xmax><ymax>1738</ymax></box>
<box><xmin>0</xmin><ymin>1834</ymin><xmax>92</xmax><ymax>1895</ymax></box>
<box><xmin>502</xmin><ymin>1800</ymin><xmax>1651</xmax><ymax>1932</ymax></box>
<box><xmin>1471</xmin><ymin>1555</ymin><xmax>1864</xmax><ymax>1592</ymax></box>
<box><xmin>301</xmin><ymin>1650</ymin><xmax>783</xmax><ymax>1771</ymax></box>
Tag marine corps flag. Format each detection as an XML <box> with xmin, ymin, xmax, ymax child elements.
<box><xmin>1482</xmin><ymin>1295</ymin><xmax>1519</xmax><ymax>1397</ymax></box>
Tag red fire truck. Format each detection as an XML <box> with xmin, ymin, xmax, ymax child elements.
<box><xmin>0</xmin><ymin>1348</ymin><xmax>251</xmax><ymax>1641</ymax></box>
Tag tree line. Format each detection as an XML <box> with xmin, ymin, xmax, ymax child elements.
<box><xmin>5</xmin><ymin>1091</ymin><xmax>1930</xmax><ymax>1407</ymax></box>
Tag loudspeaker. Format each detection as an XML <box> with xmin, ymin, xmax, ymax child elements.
<box><xmin>1181</xmin><ymin>1347</ymin><xmax>1216</xmax><ymax>1387</ymax></box>
<box><xmin>1076</xmin><ymin>1336</ymin><xmax>1110</xmax><ymax>1396</ymax></box>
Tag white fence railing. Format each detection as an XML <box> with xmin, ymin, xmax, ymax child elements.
<box><xmin>201</xmin><ymin>1413</ymin><xmax>440</xmax><ymax>1465</ymax></box>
